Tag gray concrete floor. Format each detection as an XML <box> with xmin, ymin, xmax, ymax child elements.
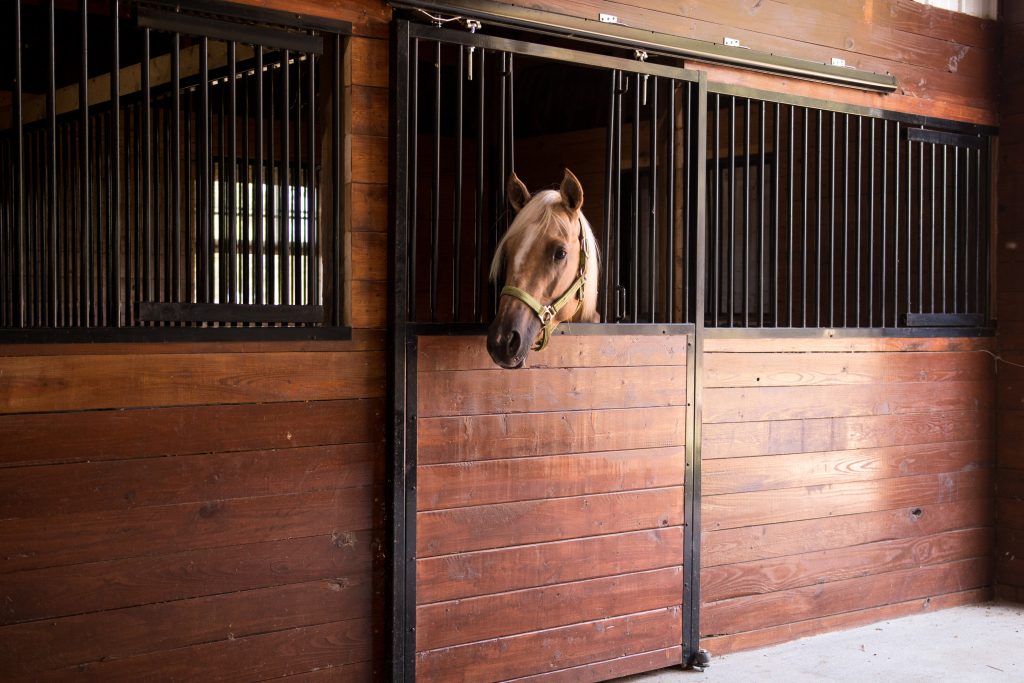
<box><xmin>622</xmin><ymin>602</ymin><xmax>1024</xmax><ymax>683</ymax></box>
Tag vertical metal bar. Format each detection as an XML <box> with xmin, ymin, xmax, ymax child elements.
<box><xmin>712</xmin><ymin>93</ymin><xmax>720</xmax><ymax>327</ymax></box>
<box><xmin>293</xmin><ymin>52</ymin><xmax>302</xmax><ymax>306</ymax></box>
<box><xmin>856</xmin><ymin>116</ymin><xmax>862</xmax><ymax>327</ymax></box>
<box><xmin>941</xmin><ymin>145</ymin><xmax>947</xmax><ymax>313</ymax></box>
<box><xmin>964</xmin><ymin>147</ymin><xmax>971</xmax><ymax>312</ymax></box>
<box><xmin>280</xmin><ymin>50</ymin><xmax>291</xmax><ymax>307</ymax></box>
<box><xmin>507</xmin><ymin>52</ymin><xmax>515</xmax><ymax>182</ymax></box>
<box><xmin>728</xmin><ymin>96</ymin><xmax>735</xmax><ymax>327</ymax></box>
<box><xmin>648</xmin><ymin>76</ymin><xmax>658</xmax><ymax>323</ymax></box>
<box><xmin>842</xmin><ymin>114</ymin><xmax>849</xmax><ymax>326</ymax></box>
<box><xmin>907</xmin><ymin>134</ymin><xmax>914</xmax><ymax>318</ymax></box>
<box><xmin>241</xmin><ymin>55</ymin><xmax>250</xmax><ymax>306</ymax></box>
<box><xmin>631</xmin><ymin>72</ymin><xmax>640</xmax><ymax>323</ymax></box>
<box><xmin>200</xmin><ymin>37</ymin><xmax>211</xmax><ymax>303</ymax></box>
<box><xmin>743</xmin><ymin>98</ymin><xmax>750</xmax><ymax>328</ymax></box>
<box><xmin>868</xmin><ymin>118</ymin><xmax>874</xmax><ymax>327</ymax></box>
<box><xmin>953</xmin><ymin>146</ymin><xmax>959</xmax><ymax>312</ymax></box>
<box><xmin>614</xmin><ymin>70</ymin><xmax>623</xmax><ymax>321</ymax></box>
<box><xmin>930</xmin><ymin>142</ymin><xmax>937</xmax><ymax>313</ymax></box>
<box><xmin>47</xmin><ymin>0</ymin><xmax>57</xmax><ymax>325</ymax></box>
<box><xmin>13</xmin><ymin>0</ymin><xmax>25</xmax><ymax>327</ymax></box>
<box><xmin>802</xmin><ymin>108</ymin><xmax>808</xmax><ymax>327</ymax></box>
<box><xmin>256</xmin><ymin>47</ymin><xmax>265</xmax><ymax>306</ymax></box>
<box><xmin>917</xmin><ymin>140</ymin><xmax>923</xmax><ymax>314</ymax></box>
<box><xmin>881</xmin><ymin>121</ymin><xmax>888</xmax><ymax>327</ymax></box>
<box><xmin>496</xmin><ymin>51</ymin><xmax>506</xmax><ymax>315</ymax></box>
<box><xmin>473</xmin><ymin>46</ymin><xmax>483</xmax><ymax>322</ymax></box>
<box><xmin>975</xmin><ymin>146</ymin><xmax>983</xmax><ymax>313</ymax></box>
<box><xmin>110</xmin><ymin>0</ymin><xmax>120</xmax><ymax>325</ymax></box>
<box><xmin>75</xmin><ymin>0</ymin><xmax>89</xmax><ymax>326</ymax></box>
<box><xmin>332</xmin><ymin>37</ymin><xmax>341</xmax><ymax>322</ymax></box>
<box><xmin>815</xmin><ymin>110</ymin><xmax>823</xmax><ymax>327</ymax></box>
<box><xmin>172</xmin><ymin>32</ymin><xmax>181</xmax><ymax>304</ymax></box>
<box><xmin>143</xmin><ymin>28</ymin><xmax>153</xmax><ymax>306</ymax></box>
<box><xmin>758</xmin><ymin>100</ymin><xmax>765</xmax><ymax>327</ymax></box>
<box><xmin>788</xmin><ymin>105</ymin><xmax>794</xmax><ymax>327</ymax></box>
<box><xmin>409</xmin><ymin>39</ymin><xmax>418</xmax><ymax>319</ymax></box>
<box><xmin>184</xmin><ymin>90</ymin><xmax>193</xmax><ymax>305</ymax></box>
<box><xmin>667</xmin><ymin>79</ymin><xmax>675</xmax><ymax>323</ymax></box>
<box><xmin>431</xmin><ymin>40</ymin><xmax>441</xmax><ymax>321</ymax></box>
<box><xmin>308</xmin><ymin>52</ymin><xmax>317</xmax><ymax>311</ymax></box>
<box><xmin>228</xmin><ymin>42</ymin><xmax>238</xmax><ymax>305</ymax></box>
<box><xmin>893</xmin><ymin>122</ymin><xmax>900</xmax><ymax>325</ymax></box>
<box><xmin>603</xmin><ymin>69</ymin><xmax>616</xmax><ymax>323</ymax></box>
<box><xmin>452</xmin><ymin>45</ymin><xmax>464</xmax><ymax>321</ymax></box>
<box><xmin>773</xmin><ymin>102</ymin><xmax>780</xmax><ymax>327</ymax></box>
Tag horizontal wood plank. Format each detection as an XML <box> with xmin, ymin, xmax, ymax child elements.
<box><xmin>702</xmin><ymin>409</ymin><xmax>991</xmax><ymax>459</ymax></box>
<box><xmin>3</xmin><ymin>532</ymin><xmax>372</xmax><ymax>624</ymax></box>
<box><xmin>0</xmin><ymin>351</ymin><xmax>384</xmax><ymax>413</ymax></box>
<box><xmin>702</xmin><ymin>469</ymin><xmax>990</xmax><ymax>531</ymax></box>
<box><xmin>416</xmin><ymin>527</ymin><xmax>683</xmax><ymax>604</ymax></box>
<box><xmin>416</xmin><ymin>566</ymin><xmax>682</xmax><ymax>651</ymax></box>
<box><xmin>704</xmin><ymin>351</ymin><xmax>991</xmax><ymax>388</ymax></box>
<box><xmin>703</xmin><ymin>500</ymin><xmax>994</xmax><ymax>568</ymax></box>
<box><xmin>0</xmin><ymin>398</ymin><xmax>383</xmax><ymax>468</ymax></box>
<box><xmin>702</xmin><ymin>527</ymin><xmax>992</xmax><ymax>603</ymax></box>
<box><xmin>54</xmin><ymin>617</ymin><xmax>372</xmax><ymax>682</ymax></box>
<box><xmin>417</xmin><ymin>447</ymin><xmax>685</xmax><ymax>511</ymax></box>
<box><xmin>701</xmin><ymin>557</ymin><xmax>991</xmax><ymax>636</ymax></box>
<box><xmin>1</xmin><ymin>487</ymin><xmax>374</xmax><ymax>574</ymax></box>
<box><xmin>703</xmin><ymin>336</ymin><xmax>993</xmax><ymax>353</ymax></box>
<box><xmin>0</xmin><ymin>443</ymin><xmax>378</xmax><ymax>518</ymax></box>
<box><xmin>703</xmin><ymin>380</ymin><xmax>990</xmax><ymax>423</ymax></box>
<box><xmin>419</xmin><ymin>365</ymin><xmax>686</xmax><ymax>418</ymax></box>
<box><xmin>417</xmin><ymin>334</ymin><xmax>688</xmax><ymax>372</ymax></box>
<box><xmin>417</xmin><ymin>487</ymin><xmax>684</xmax><ymax>557</ymax></box>
<box><xmin>2</xmin><ymin>575</ymin><xmax>372</xmax><ymax>676</ymax></box>
<box><xmin>416</xmin><ymin>607</ymin><xmax>681</xmax><ymax>683</ymax></box>
<box><xmin>503</xmin><ymin>646</ymin><xmax>683</xmax><ymax>682</ymax></box>
<box><xmin>418</xmin><ymin>405</ymin><xmax>686</xmax><ymax>464</ymax></box>
<box><xmin>702</xmin><ymin>440</ymin><xmax>989</xmax><ymax>495</ymax></box>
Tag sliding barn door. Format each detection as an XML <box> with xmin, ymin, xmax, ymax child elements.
<box><xmin>411</xmin><ymin>333</ymin><xmax>689</xmax><ymax>681</ymax></box>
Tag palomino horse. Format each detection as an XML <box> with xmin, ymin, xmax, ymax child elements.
<box><xmin>486</xmin><ymin>169</ymin><xmax>601</xmax><ymax>368</ymax></box>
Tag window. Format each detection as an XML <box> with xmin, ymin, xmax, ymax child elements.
<box><xmin>0</xmin><ymin>0</ymin><xmax>350</xmax><ymax>338</ymax></box>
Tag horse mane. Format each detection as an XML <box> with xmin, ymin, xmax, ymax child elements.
<box><xmin>489</xmin><ymin>189</ymin><xmax>601</xmax><ymax>322</ymax></box>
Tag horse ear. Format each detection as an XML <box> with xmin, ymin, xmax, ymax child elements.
<box><xmin>560</xmin><ymin>168</ymin><xmax>584</xmax><ymax>214</ymax></box>
<box><xmin>507</xmin><ymin>172</ymin><xmax>530</xmax><ymax>212</ymax></box>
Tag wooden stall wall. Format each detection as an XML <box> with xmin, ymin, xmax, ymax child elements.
<box><xmin>699</xmin><ymin>336</ymin><xmax>995</xmax><ymax>654</ymax></box>
<box><xmin>414</xmin><ymin>334</ymin><xmax>688</xmax><ymax>681</ymax></box>
<box><xmin>996</xmin><ymin>4</ymin><xmax>1024</xmax><ymax>602</ymax></box>
<box><xmin>0</xmin><ymin>1</ymin><xmax>392</xmax><ymax>679</ymax></box>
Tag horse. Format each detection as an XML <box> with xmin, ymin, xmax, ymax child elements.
<box><xmin>486</xmin><ymin>169</ymin><xmax>601</xmax><ymax>368</ymax></box>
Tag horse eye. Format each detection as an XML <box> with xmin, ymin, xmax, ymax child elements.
<box><xmin>554</xmin><ymin>247</ymin><xmax>568</xmax><ymax>261</ymax></box>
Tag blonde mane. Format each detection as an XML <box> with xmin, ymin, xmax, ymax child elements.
<box><xmin>489</xmin><ymin>190</ymin><xmax>601</xmax><ymax>322</ymax></box>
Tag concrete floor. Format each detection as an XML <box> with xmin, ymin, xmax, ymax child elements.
<box><xmin>622</xmin><ymin>602</ymin><xmax>1024</xmax><ymax>683</ymax></box>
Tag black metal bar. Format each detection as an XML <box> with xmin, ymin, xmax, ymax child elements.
<box><xmin>881</xmin><ymin>120</ymin><xmax>888</xmax><ymax>327</ymax></box>
<box><xmin>242</xmin><ymin>54</ymin><xmax>250</xmax><ymax>306</ymax></box>
<box><xmin>185</xmin><ymin>89</ymin><xmax>193</xmax><ymax>307</ymax></box>
<box><xmin>930</xmin><ymin>142</ymin><xmax>936</xmax><ymax>313</ymax></box>
<box><xmin>256</xmin><ymin>47</ymin><xmax>266</xmax><ymax>306</ymax></box>
<box><xmin>632</xmin><ymin>72</ymin><xmax>640</xmax><ymax>323</ymax></box>
<box><xmin>743</xmin><ymin>97</ymin><xmax>749</xmax><ymax>328</ymax></box>
<box><xmin>217</xmin><ymin>72</ymin><xmax>227</xmax><ymax>305</ymax></box>
<box><xmin>905</xmin><ymin>312</ymin><xmax>984</xmax><ymax>328</ymax></box>
<box><xmin>0</xmin><ymin>326</ymin><xmax>351</xmax><ymax>344</ymax></box>
<box><xmin>964</xmin><ymin>147</ymin><xmax>970</xmax><ymax>312</ymax></box>
<box><xmin>759</xmin><ymin>100</ymin><xmax>765</xmax><ymax>327</ymax></box>
<box><xmin>907</xmin><ymin>134</ymin><xmax>913</xmax><ymax>317</ymax></box>
<box><xmin>281</xmin><ymin>50</ymin><xmax>291</xmax><ymax>307</ymax></box>
<box><xmin>332</xmin><ymin>38</ymin><xmax>340</xmax><ymax>323</ymax></box>
<box><xmin>603</xmin><ymin>69</ymin><xmax>616</xmax><ymax>323</ymax></box>
<box><xmin>821</xmin><ymin>110</ymin><xmax>827</xmax><ymax>328</ymax></box>
<box><xmin>614</xmin><ymin>70</ymin><xmax>623</xmax><ymax>321</ymax></box>
<box><xmin>918</xmin><ymin>140</ymin><xmax>924</xmax><ymax>314</ymax></box>
<box><xmin>842</xmin><ymin>113</ymin><xmax>849</xmax><ymax>326</ymax></box>
<box><xmin>728</xmin><ymin>96</ymin><xmax>735</xmax><ymax>328</ymax></box>
<box><xmin>773</xmin><ymin>102</ymin><xmax>780</xmax><ymax>327</ymax></box>
<box><xmin>144</xmin><ymin>0</ymin><xmax>354</xmax><ymax>34</ymax></box>
<box><xmin>137</xmin><ymin>5</ymin><xmax>325</xmax><ymax>55</ymax></box>
<box><xmin>409</xmin><ymin>38</ymin><xmax>418</xmax><ymax>320</ymax></box>
<box><xmin>906</xmin><ymin>127</ymin><xmax>984</xmax><ymax>150</ymax></box>
<box><xmin>856</xmin><ymin>116</ymin><xmax>862</xmax><ymax>327</ymax></box>
<box><xmin>431</xmin><ymin>40</ymin><xmax>441</xmax><ymax>321</ymax></box>
<box><xmin>138</xmin><ymin>301</ymin><xmax>324</xmax><ymax>323</ymax></box>
<box><xmin>229</xmin><ymin>42</ymin><xmax>238</xmax><ymax>305</ymax></box>
<box><xmin>788</xmin><ymin>105</ymin><xmax>794</xmax><ymax>327</ymax></box>
<box><xmin>14</xmin><ymin>0</ymin><xmax>25</xmax><ymax>327</ymax></box>
<box><xmin>893</xmin><ymin>122</ymin><xmax>900</xmax><ymax>326</ymax></box>
<box><xmin>649</xmin><ymin>75</ymin><xmax>658</xmax><ymax>323</ymax></box>
<box><xmin>110</xmin><ymin>0</ymin><xmax>121</xmax><ymax>325</ymax></box>
<box><xmin>293</xmin><ymin>54</ymin><xmax>302</xmax><ymax>307</ymax></box>
<box><xmin>473</xmin><ymin>46</ymin><xmax>483</xmax><ymax>322</ymax></box>
<box><xmin>953</xmin><ymin>146</ymin><xmax>959</xmax><ymax>313</ymax></box>
<box><xmin>976</xmin><ymin>145</ymin><xmax>983</xmax><ymax>314</ymax></box>
<box><xmin>47</xmin><ymin>0</ymin><xmax>57</xmax><ymax>326</ymax></box>
<box><xmin>507</xmin><ymin>52</ymin><xmax>515</xmax><ymax>185</ymax></box>
<box><xmin>667</xmin><ymin>79</ymin><xmax>675</xmax><ymax>323</ymax></box>
<box><xmin>143</xmin><ymin>28</ymin><xmax>154</xmax><ymax>307</ymax></box>
<box><xmin>308</xmin><ymin>51</ymin><xmax>317</xmax><ymax>311</ymax></box>
<box><xmin>453</xmin><ymin>45</ymin><xmax>464</xmax><ymax>321</ymax></box>
<box><xmin>172</xmin><ymin>31</ymin><xmax>181</xmax><ymax>305</ymax></box>
<box><xmin>712</xmin><ymin>93</ymin><xmax>720</xmax><ymax>327</ymax></box>
<box><xmin>802</xmin><ymin>107</ymin><xmax>808</xmax><ymax>327</ymax></box>
<box><xmin>200</xmin><ymin>37</ymin><xmax>211</xmax><ymax>304</ymax></box>
<box><xmin>941</xmin><ymin>144</ymin><xmax>947</xmax><ymax>313</ymax></box>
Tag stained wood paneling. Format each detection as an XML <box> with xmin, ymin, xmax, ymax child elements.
<box><xmin>416</xmin><ymin>527</ymin><xmax>683</xmax><ymax>604</ymax></box>
<box><xmin>503</xmin><ymin>647</ymin><xmax>683</xmax><ymax>683</ymax></box>
<box><xmin>700</xmin><ymin>340</ymin><xmax>994</xmax><ymax>653</ymax></box>
<box><xmin>416</xmin><ymin>607</ymin><xmax>682</xmax><ymax>683</ymax></box>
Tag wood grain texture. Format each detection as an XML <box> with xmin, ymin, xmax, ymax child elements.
<box><xmin>2</xmin><ymin>575</ymin><xmax>372</xmax><ymax>677</ymax></box>
<box><xmin>416</xmin><ymin>607</ymin><xmax>682</xmax><ymax>683</ymax></box>
<box><xmin>416</xmin><ymin>566</ymin><xmax>682</xmax><ymax>650</ymax></box>
<box><xmin>0</xmin><ymin>351</ymin><xmax>384</xmax><ymax>413</ymax></box>
<box><xmin>2</xmin><ymin>532</ymin><xmax>372</xmax><ymax>624</ymax></box>
<box><xmin>417</xmin><ymin>334</ymin><xmax>688</xmax><ymax>371</ymax></box>
<box><xmin>416</xmin><ymin>527</ymin><xmax>683</xmax><ymax>604</ymax></box>
<box><xmin>418</xmin><ymin>447</ymin><xmax>685</xmax><ymax>510</ymax></box>
<box><xmin>418</xmin><ymin>405</ymin><xmax>687</xmax><ymax>464</ymax></box>
<box><xmin>701</xmin><ymin>556</ymin><xmax>991</xmax><ymax>637</ymax></box>
<box><xmin>502</xmin><ymin>646</ymin><xmax>683</xmax><ymax>682</ymax></box>
<box><xmin>703</xmin><ymin>500</ymin><xmax>993</xmax><ymax>568</ymax></box>
<box><xmin>417</xmin><ymin>486</ymin><xmax>683</xmax><ymax>557</ymax></box>
<box><xmin>0</xmin><ymin>398</ymin><xmax>384</xmax><ymax>467</ymax></box>
<box><xmin>703</xmin><ymin>336</ymin><xmax>993</xmax><ymax>353</ymax></box>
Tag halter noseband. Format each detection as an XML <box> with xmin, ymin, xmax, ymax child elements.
<box><xmin>500</xmin><ymin>219</ymin><xmax>589</xmax><ymax>352</ymax></box>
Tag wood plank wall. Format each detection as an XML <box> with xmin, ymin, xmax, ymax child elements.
<box><xmin>700</xmin><ymin>335</ymin><xmax>996</xmax><ymax>654</ymax></box>
<box><xmin>414</xmin><ymin>335</ymin><xmax>688</xmax><ymax>681</ymax></box>
<box><xmin>996</xmin><ymin>5</ymin><xmax>1024</xmax><ymax>603</ymax></box>
<box><xmin>0</xmin><ymin>1</ymin><xmax>393</xmax><ymax>679</ymax></box>
<box><xmin>489</xmin><ymin>0</ymin><xmax>999</xmax><ymax>125</ymax></box>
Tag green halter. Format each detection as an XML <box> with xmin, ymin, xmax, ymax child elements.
<box><xmin>500</xmin><ymin>219</ymin><xmax>589</xmax><ymax>352</ymax></box>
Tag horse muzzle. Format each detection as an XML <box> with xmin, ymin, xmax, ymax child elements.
<box><xmin>486</xmin><ymin>313</ymin><xmax>540</xmax><ymax>369</ymax></box>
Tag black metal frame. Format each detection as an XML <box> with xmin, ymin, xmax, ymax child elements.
<box><xmin>0</xmin><ymin>0</ymin><xmax>353</xmax><ymax>343</ymax></box>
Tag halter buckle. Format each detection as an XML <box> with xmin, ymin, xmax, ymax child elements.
<box><xmin>539</xmin><ymin>305</ymin><xmax>556</xmax><ymax>325</ymax></box>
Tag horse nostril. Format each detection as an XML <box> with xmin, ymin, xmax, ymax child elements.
<box><xmin>506</xmin><ymin>330</ymin><xmax>521</xmax><ymax>357</ymax></box>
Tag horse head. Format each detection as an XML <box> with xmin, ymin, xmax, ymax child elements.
<box><xmin>486</xmin><ymin>169</ymin><xmax>600</xmax><ymax>369</ymax></box>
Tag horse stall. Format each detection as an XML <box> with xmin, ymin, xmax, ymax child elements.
<box><xmin>0</xmin><ymin>0</ymin><xmax>1019</xmax><ymax>682</ymax></box>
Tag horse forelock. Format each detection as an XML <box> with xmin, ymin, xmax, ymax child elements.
<box><xmin>489</xmin><ymin>190</ymin><xmax>601</xmax><ymax>322</ymax></box>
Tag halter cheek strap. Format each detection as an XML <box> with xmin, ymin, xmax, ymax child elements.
<box><xmin>500</xmin><ymin>219</ymin><xmax>589</xmax><ymax>352</ymax></box>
